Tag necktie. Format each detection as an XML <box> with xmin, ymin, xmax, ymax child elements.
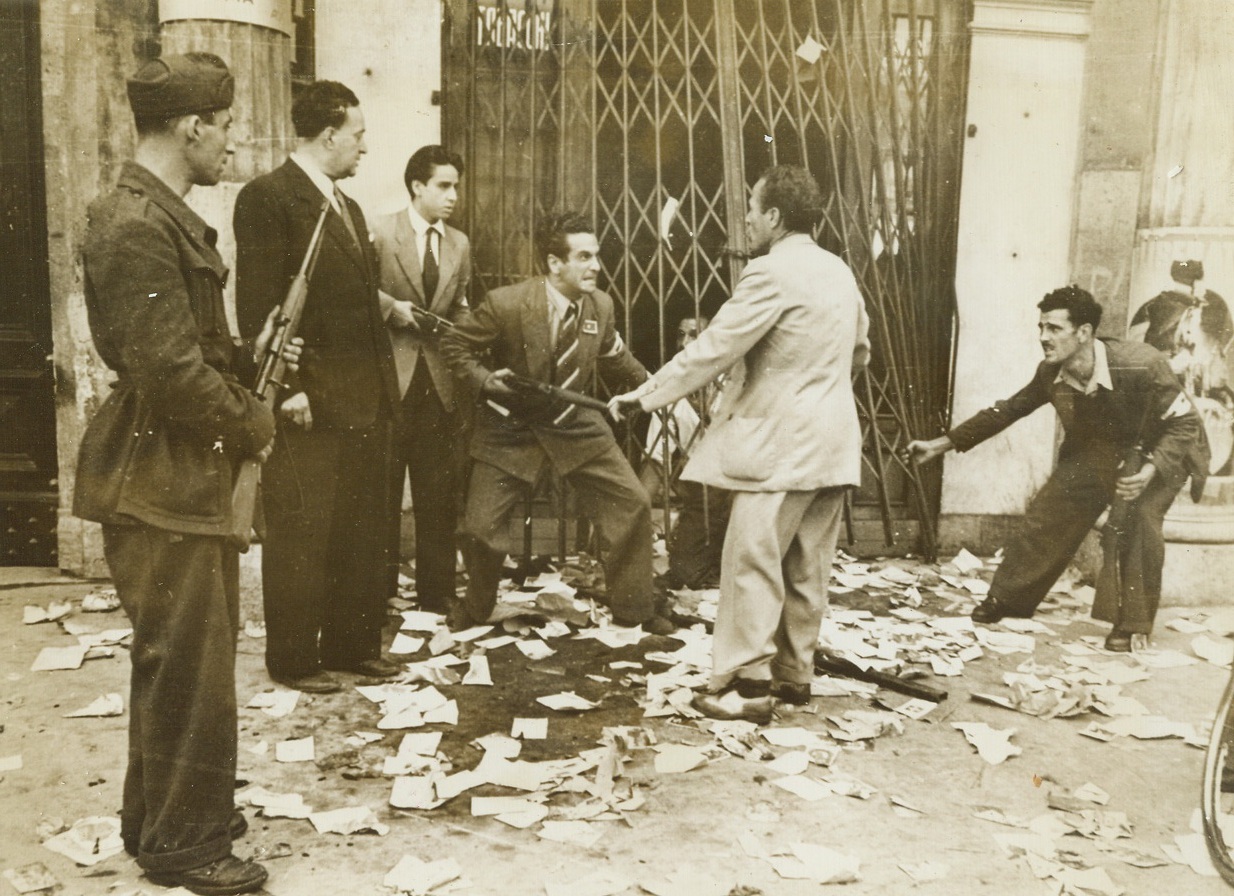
<box><xmin>552</xmin><ymin>302</ymin><xmax>580</xmax><ymax>424</ymax></box>
<box><xmin>334</xmin><ymin>186</ymin><xmax>361</xmax><ymax>247</ymax></box>
<box><xmin>422</xmin><ymin>228</ymin><xmax>440</xmax><ymax>300</ymax></box>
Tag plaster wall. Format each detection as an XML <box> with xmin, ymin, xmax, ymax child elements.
<box><xmin>942</xmin><ymin>1</ymin><xmax>1093</xmax><ymax>535</ymax></box>
<box><xmin>314</xmin><ymin>0</ymin><xmax>443</xmax><ymax>220</ymax></box>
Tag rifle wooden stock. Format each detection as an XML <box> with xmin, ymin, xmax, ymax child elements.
<box><xmin>506</xmin><ymin>373</ymin><xmax>610</xmax><ymax>412</ymax></box>
<box><xmin>1092</xmin><ymin>442</ymin><xmax>1147</xmax><ymax>622</ymax></box>
<box><xmin>227</xmin><ymin>200</ymin><xmax>331</xmax><ymax>551</ymax></box>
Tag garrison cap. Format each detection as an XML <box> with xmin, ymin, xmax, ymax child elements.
<box><xmin>127</xmin><ymin>53</ymin><xmax>234</xmax><ymax>121</ymax></box>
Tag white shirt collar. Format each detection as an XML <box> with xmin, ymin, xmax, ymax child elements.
<box><xmin>1055</xmin><ymin>339</ymin><xmax>1113</xmax><ymax>394</ymax></box>
<box><xmin>406</xmin><ymin>202</ymin><xmax>446</xmax><ymax>239</ymax></box>
<box><xmin>544</xmin><ymin>278</ymin><xmax>575</xmax><ymax>320</ymax></box>
<box><xmin>289</xmin><ymin>152</ymin><xmax>338</xmax><ymax>206</ymax></box>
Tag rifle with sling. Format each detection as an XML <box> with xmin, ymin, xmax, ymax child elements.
<box><xmin>1091</xmin><ymin>404</ymin><xmax>1154</xmax><ymax>623</ymax></box>
<box><xmin>228</xmin><ymin>199</ymin><xmax>331</xmax><ymax>551</ymax></box>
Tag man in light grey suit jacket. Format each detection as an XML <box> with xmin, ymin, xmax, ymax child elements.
<box><xmin>372</xmin><ymin>146</ymin><xmax>471</xmax><ymax>613</ymax></box>
<box><xmin>612</xmin><ymin>166</ymin><xmax>870</xmax><ymax>723</ymax></box>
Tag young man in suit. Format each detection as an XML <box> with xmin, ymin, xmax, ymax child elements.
<box><xmin>441</xmin><ymin>212</ymin><xmax>674</xmax><ymax>635</ymax></box>
<box><xmin>611</xmin><ymin>166</ymin><xmax>870</xmax><ymax>723</ymax></box>
<box><xmin>908</xmin><ymin>286</ymin><xmax>1208</xmax><ymax>651</ymax></box>
<box><xmin>234</xmin><ymin>81</ymin><xmax>406</xmax><ymax>694</ymax></box>
<box><xmin>75</xmin><ymin>53</ymin><xmax>278</xmax><ymax>894</ymax></box>
<box><xmin>372</xmin><ymin>146</ymin><xmax>472</xmax><ymax>614</ymax></box>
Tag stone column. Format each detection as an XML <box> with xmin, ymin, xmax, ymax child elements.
<box><xmin>1128</xmin><ymin>0</ymin><xmax>1234</xmax><ymax>599</ymax></box>
<box><xmin>939</xmin><ymin>0</ymin><xmax>1094</xmax><ymax>552</ymax></box>
<box><xmin>159</xmin><ymin>3</ymin><xmax>296</xmax><ymax>333</ymax></box>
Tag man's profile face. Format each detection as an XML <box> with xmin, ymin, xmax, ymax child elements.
<box><xmin>1038</xmin><ymin>308</ymin><xmax>1089</xmax><ymax>366</ymax></box>
<box><xmin>413</xmin><ymin>163</ymin><xmax>460</xmax><ymax>224</ymax></box>
<box><xmin>325</xmin><ymin>105</ymin><xmax>367</xmax><ymax>180</ymax></box>
<box><xmin>549</xmin><ymin>231</ymin><xmax>601</xmax><ymax>300</ymax></box>
<box><xmin>187</xmin><ymin>108</ymin><xmax>234</xmax><ymax>187</ymax></box>
<box><xmin>745</xmin><ymin>179</ymin><xmax>776</xmax><ymax>255</ymax></box>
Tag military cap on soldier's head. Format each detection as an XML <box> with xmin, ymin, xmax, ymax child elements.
<box><xmin>1171</xmin><ymin>259</ymin><xmax>1204</xmax><ymax>286</ymax></box>
<box><xmin>127</xmin><ymin>53</ymin><xmax>234</xmax><ymax>121</ymax></box>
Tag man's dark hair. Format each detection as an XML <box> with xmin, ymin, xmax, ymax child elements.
<box><xmin>292</xmin><ymin>80</ymin><xmax>359</xmax><ymax>139</ymax></box>
<box><xmin>535</xmin><ymin>211</ymin><xmax>594</xmax><ymax>270</ymax></box>
<box><xmin>757</xmin><ymin>165</ymin><xmax>825</xmax><ymax>234</ymax></box>
<box><xmin>404</xmin><ymin>145</ymin><xmax>465</xmax><ymax>194</ymax></box>
<box><xmin>1038</xmin><ymin>285</ymin><xmax>1103</xmax><ymax>330</ymax></box>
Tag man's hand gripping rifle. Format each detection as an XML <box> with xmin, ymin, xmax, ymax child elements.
<box><xmin>228</xmin><ymin>199</ymin><xmax>331</xmax><ymax>550</ymax></box>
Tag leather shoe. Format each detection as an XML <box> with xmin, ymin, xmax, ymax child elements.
<box><xmin>270</xmin><ymin>670</ymin><xmax>341</xmax><ymax>693</ymax></box>
<box><xmin>692</xmin><ymin>684</ymin><xmax>774</xmax><ymax>725</ymax></box>
<box><xmin>146</xmin><ymin>854</ymin><xmax>268</xmax><ymax>896</ymax></box>
<box><xmin>1104</xmin><ymin>629</ymin><xmax>1145</xmax><ymax>653</ymax></box>
<box><xmin>126</xmin><ymin>810</ymin><xmax>247</xmax><ymax>857</ymax></box>
<box><xmin>970</xmin><ymin>599</ymin><xmax>1008</xmax><ymax>624</ymax></box>
<box><xmin>612</xmin><ymin>614</ymin><xmax>676</xmax><ymax>636</ymax></box>
<box><xmin>771</xmin><ymin>680</ymin><xmax>812</xmax><ymax>706</ymax></box>
<box><xmin>325</xmin><ymin>657</ymin><xmax>403</xmax><ymax>679</ymax></box>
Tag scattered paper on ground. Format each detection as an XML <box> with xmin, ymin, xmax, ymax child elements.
<box><xmin>41</xmin><ymin>816</ymin><xmax>123</xmax><ymax>866</ymax></box>
<box><xmin>953</xmin><ymin>722</ymin><xmax>1020</xmax><ymax>764</ymax></box>
<box><xmin>276</xmin><ymin>736</ymin><xmax>315</xmax><ymax>763</ymax></box>
<box><xmin>63</xmin><ymin>693</ymin><xmax>123</xmax><ymax>718</ymax></box>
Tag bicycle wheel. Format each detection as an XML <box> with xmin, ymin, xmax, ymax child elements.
<box><xmin>1201</xmin><ymin>668</ymin><xmax>1234</xmax><ymax>886</ymax></box>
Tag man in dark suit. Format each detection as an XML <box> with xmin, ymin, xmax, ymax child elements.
<box><xmin>372</xmin><ymin>145</ymin><xmax>472</xmax><ymax>613</ymax></box>
<box><xmin>441</xmin><ymin>212</ymin><xmax>673</xmax><ymax>635</ymax></box>
<box><xmin>908</xmin><ymin>286</ymin><xmax>1208</xmax><ymax>652</ymax></box>
<box><xmin>75</xmin><ymin>54</ymin><xmax>273</xmax><ymax>894</ymax></box>
<box><xmin>235</xmin><ymin>81</ymin><xmax>404</xmax><ymax>693</ymax></box>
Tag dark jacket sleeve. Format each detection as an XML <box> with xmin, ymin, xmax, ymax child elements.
<box><xmin>946</xmin><ymin>366</ymin><xmax>1051</xmax><ymax>452</ymax></box>
<box><xmin>1141</xmin><ymin>354</ymin><xmax>1208</xmax><ymax>487</ymax></box>
<box><xmin>595</xmin><ymin>295</ymin><xmax>648</xmax><ymax>394</ymax></box>
<box><xmin>441</xmin><ymin>293</ymin><xmax>501</xmax><ymax>397</ymax></box>
<box><xmin>90</xmin><ymin>214</ymin><xmax>274</xmax><ymax>458</ymax></box>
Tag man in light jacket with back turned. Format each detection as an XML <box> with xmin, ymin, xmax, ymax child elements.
<box><xmin>611</xmin><ymin>165</ymin><xmax>870</xmax><ymax>723</ymax></box>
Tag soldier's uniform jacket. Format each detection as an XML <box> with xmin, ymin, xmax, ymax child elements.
<box><xmin>74</xmin><ymin>161</ymin><xmax>274</xmax><ymax>534</ymax></box>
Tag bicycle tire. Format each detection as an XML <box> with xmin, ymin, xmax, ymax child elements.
<box><xmin>1201</xmin><ymin>667</ymin><xmax>1234</xmax><ymax>886</ymax></box>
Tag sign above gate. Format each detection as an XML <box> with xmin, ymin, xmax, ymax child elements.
<box><xmin>159</xmin><ymin>0</ymin><xmax>293</xmax><ymax>36</ymax></box>
<box><xmin>475</xmin><ymin>0</ymin><xmax>553</xmax><ymax>51</ymax></box>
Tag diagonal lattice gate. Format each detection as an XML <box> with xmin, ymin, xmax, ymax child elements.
<box><xmin>445</xmin><ymin>0</ymin><xmax>969</xmax><ymax>557</ymax></box>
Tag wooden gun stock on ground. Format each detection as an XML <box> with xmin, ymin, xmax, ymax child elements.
<box><xmin>228</xmin><ymin>199</ymin><xmax>331</xmax><ymax>552</ymax></box>
<box><xmin>665</xmin><ymin>608</ymin><xmax>948</xmax><ymax>703</ymax></box>
<box><xmin>505</xmin><ymin>373</ymin><xmax>610</xmax><ymax>413</ymax></box>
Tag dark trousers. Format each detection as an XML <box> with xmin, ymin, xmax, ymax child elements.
<box><xmin>103</xmin><ymin>524</ymin><xmax>237</xmax><ymax>873</ymax></box>
<box><xmin>989</xmin><ymin>451</ymin><xmax>1182</xmax><ymax>633</ymax></box>
<box><xmin>391</xmin><ymin>361</ymin><xmax>458</xmax><ymax>612</ymax></box>
<box><xmin>668</xmin><ymin>481</ymin><xmax>732</xmax><ymax>588</ymax></box>
<box><xmin>261</xmin><ymin>420</ymin><xmax>394</xmax><ymax>677</ymax></box>
<box><xmin>460</xmin><ymin>444</ymin><xmax>654</xmax><ymax>624</ymax></box>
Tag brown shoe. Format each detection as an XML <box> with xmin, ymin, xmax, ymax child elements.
<box><xmin>692</xmin><ymin>679</ymin><xmax>774</xmax><ymax>724</ymax></box>
<box><xmin>324</xmin><ymin>657</ymin><xmax>403</xmax><ymax>679</ymax></box>
<box><xmin>771</xmin><ymin>680</ymin><xmax>812</xmax><ymax>706</ymax></box>
<box><xmin>270</xmin><ymin>670</ymin><xmax>341</xmax><ymax>693</ymax></box>
<box><xmin>145</xmin><ymin>854</ymin><xmax>268</xmax><ymax>895</ymax></box>
<box><xmin>1104</xmin><ymin>629</ymin><xmax>1147</xmax><ymax>653</ymax></box>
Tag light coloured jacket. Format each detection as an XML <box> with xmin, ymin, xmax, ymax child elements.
<box><xmin>637</xmin><ymin>233</ymin><xmax>870</xmax><ymax>491</ymax></box>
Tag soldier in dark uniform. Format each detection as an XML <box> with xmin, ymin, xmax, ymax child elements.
<box><xmin>73</xmin><ymin>54</ymin><xmax>292</xmax><ymax>895</ymax></box>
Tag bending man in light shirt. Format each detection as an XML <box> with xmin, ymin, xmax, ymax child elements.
<box><xmin>907</xmin><ymin>286</ymin><xmax>1208</xmax><ymax>652</ymax></box>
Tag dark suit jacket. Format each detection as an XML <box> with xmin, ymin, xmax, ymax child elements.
<box><xmin>233</xmin><ymin>159</ymin><xmax>400</xmax><ymax>430</ymax></box>
<box><xmin>371</xmin><ymin>209</ymin><xmax>471</xmax><ymax>408</ymax></box>
<box><xmin>948</xmin><ymin>338</ymin><xmax>1208</xmax><ymax>491</ymax></box>
<box><xmin>75</xmin><ymin>162</ymin><xmax>274</xmax><ymax>534</ymax></box>
<box><xmin>441</xmin><ymin>277</ymin><xmax>647</xmax><ymax>480</ymax></box>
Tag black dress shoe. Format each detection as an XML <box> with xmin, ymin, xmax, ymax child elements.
<box><xmin>611</xmin><ymin>614</ymin><xmax>677</xmax><ymax>636</ymax></box>
<box><xmin>970</xmin><ymin>600</ymin><xmax>1008</xmax><ymax>624</ymax></box>
<box><xmin>146</xmin><ymin>854</ymin><xmax>268</xmax><ymax>896</ymax></box>
<box><xmin>324</xmin><ymin>657</ymin><xmax>402</xmax><ymax>678</ymax></box>
<box><xmin>270</xmin><ymin>670</ymin><xmax>341</xmax><ymax>693</ymax></box>
<box><xmin>771</xmin><ymin>680</ymin><xmax>812</xmax><ymax>706</ymax></box>
<box><xmin>125</xmin><ymin>810</ymin><xmax>248</xmax><ymax>857</ymax></box>
<box><xmin>1104</xmin><ymin>629</ymin><xmax>1145</xmax><ymax>652</ymax></box>
<box><xmin>693</xmin><ymin>679</ymin><xmax>773</xmax><ymax>724</ymax></box>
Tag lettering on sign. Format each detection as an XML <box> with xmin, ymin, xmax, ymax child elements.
<box><xmin>475</xmin><ymin>0</ymin><xmax>554</xmax><ymax>51</ymax></box>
